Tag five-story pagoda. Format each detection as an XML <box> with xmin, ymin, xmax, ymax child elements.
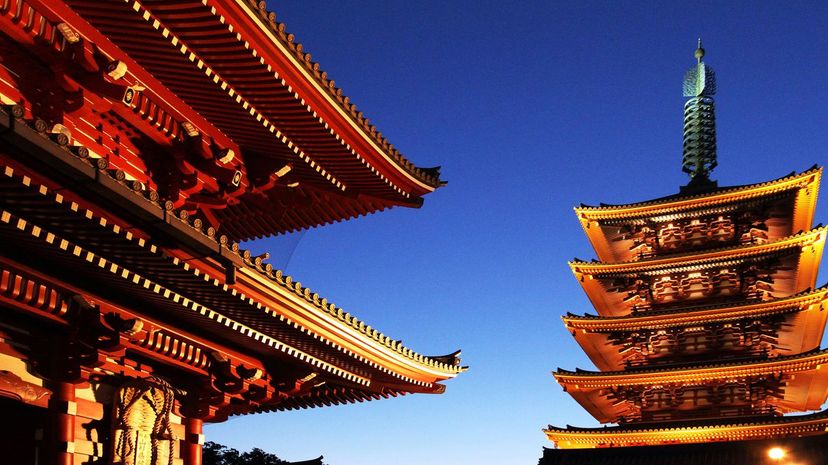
<box><xmin>541</xmin><ymin>42</ymin><xmax>828</xmax><ymax>464</ymax></box>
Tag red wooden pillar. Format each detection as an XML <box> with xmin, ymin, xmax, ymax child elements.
<box><xmin>50</xmin><ymin>382</ymin><xmax>76</xmax><ymax>465</ymax></box>
<box><xmin>184</xmin><ymin>417</ymin><xmax>204</xmax><ymax>465</ymax></box>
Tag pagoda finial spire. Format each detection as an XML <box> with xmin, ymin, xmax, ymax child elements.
<box><xmin>695</xmin><ymin>38</ymin><xmax>704</xmax><ymax>63</ymax></box>
<box><xmin>681</xmin><ymin>39</ymin><xmax>718</xmax><ymax>193</ymax></box>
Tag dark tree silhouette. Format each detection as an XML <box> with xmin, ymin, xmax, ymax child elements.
<box><xmin>203</xmin><ymin>442</ymin><xmax>325</xmax><ymax>465</ymax></box>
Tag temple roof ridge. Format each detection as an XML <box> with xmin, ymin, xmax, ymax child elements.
<box><xmin>574</xmin><ymin>165</ymin><xmax>821</xmax><ymax>213</ymax></box>
<box><xmin>425</xmin><ymin>349</ymin><xmax>465</xmax><ymax>368</ymax></box>
<box><xmin>568</xmin><ymin>224</ymin><xmax>827</xmax><ymax>270</ymax></box>
<box><xmin>235</xmin><ymin>264</ymin><xmax>466</xmax><ymax>374</ymax></box>
<box><xmin>248</xmin><ymin>265</ymin><xmax>466</xmax><ymax>373</ymax></box>
<box><xmin>235</xmin><ymin>0</ymin><xmax>443</xmax><ymax>188</ymax></box>
<box><xmin>562</xmin><ymin>284</ymin><xmax>828</xmax><ymax>323</ymax></box>
<box><xmin>553</xmin><ymin>347</ymin><xmax>828</xmax><ymax>379</ymax></box>
<box><xmin>544</xmin><ymin>408</ymin><xmax>828</xmax><ymax>434</ymax></box>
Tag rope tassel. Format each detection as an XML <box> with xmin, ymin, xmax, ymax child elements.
<box><xmin>112</xmin><ymin>377</ymin><xmax>177</xmax><ymax>465</ymax></box>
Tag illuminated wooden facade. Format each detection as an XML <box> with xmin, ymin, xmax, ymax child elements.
<box><xmin>541</xmin><ymin>44</ymin><xmax>828</xmax><ymax>463</ymax></box>
<box><xmin>0</xmin><ymin>1</ymin><xmax>463</xmax><ymax>465</ymax></box>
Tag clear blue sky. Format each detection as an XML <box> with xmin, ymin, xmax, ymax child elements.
<box><xmin>207</xmin><ymin>2</ymin><xmax>828</xmax><ymax>464</ymax></box>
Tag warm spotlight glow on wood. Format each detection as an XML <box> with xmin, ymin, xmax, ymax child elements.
<box><xmin>768</xmin><ymin>447</ymin><xmax>785</xmax><ymax>460</ymax></box>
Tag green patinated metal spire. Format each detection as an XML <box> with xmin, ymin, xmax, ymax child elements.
<box><xmin>683</xmin><ymin>39</ymin><xmax>717</xmax><ymax>97</ymax></box>
<box><xmin>681</xmin><ymin>39</ymin><xmax>718</xmax><ymax>193</ymax></box>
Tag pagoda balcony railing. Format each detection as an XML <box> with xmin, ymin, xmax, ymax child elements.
<box><xmin>623</xmin><ymin>350</ymin><xmax>771</xmax><ymax>370</ymax></box>
<box><xmin>620</xmin><ymin>405</ymin><xmax>779</xmax><ymax>424</ymax></box>
<box><xmin>626</xmin><ymin>221</ymin><xmax>770</xmax><ymax>262</ymax></box>
<box><xmin>630</xmin><ymin>293</ymin><xmax>765</xmax><ymax>314</ymax></box>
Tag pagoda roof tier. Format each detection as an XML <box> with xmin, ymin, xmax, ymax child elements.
<box><xmin>570</xmin><ymin>227</ymin><xmax>826</xmax><ymax>316</ymax></box>
<box><xmin>576</xmin><ymin>167</ymin><xmax>821</xmax><ymax>262</ymax></box>
<box><xmin>564</xmin><ymin>286</ymin><xmax>828</xmax><ymax>371</ymax></box>
<box><xmin>540</xmin><ymin>435</ymin><xmax>828</xmax><ymax>464</ymax></box>
<box><xmin>4</xmin><ymin>0</ymin><xmax>443</xmax><ymax>241</ymax></box>
<box><xmin>0</xmin><ymin>152</ymin><xmax>464</xmax><ymax>412</ymax></box>
<box><xmin>554</xmin><ymin>349</ymin><xmax>828</xmax><ymax>423</ymax></box>
<box><xmin>544</xmin><ymin>409</ymin><xmax>828</xmax><ymax>449</ymax></box>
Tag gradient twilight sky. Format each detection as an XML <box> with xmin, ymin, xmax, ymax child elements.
<box><xmin>206</xmin><ymin>2</ymin><xmax>828</xmax><ymax>464</ymax></box>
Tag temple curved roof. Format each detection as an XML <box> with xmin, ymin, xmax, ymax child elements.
<box><xmin>575</xmin><ymin>166</ymin><xmax>820</xmax><ymax>217</ymax></box>
<box><xmin>0</xmin><ymin>122</ymin><xmax>464</xmax><ymax>410</ymax></box>
<box><xmin>563</xmin><ymin>286</ymin><xmax>828</xmax><ymax>371</ymax></box>
<box><xmin>16</xmin><ymin>0</ymin><xmax>448</xmax><ymax>241</ymax></box>
<box><xmin>554</xmin><ymin>347</ymin><xmax>828</xmax><ymax>381</ymax></box>
<box><xmin>554</xmin><ymin>349</ymin><xmax>828</xmax><ymax>423</ymax></box>
<box><xmin>563</xmin><ymin>284</ymin><xmax>828</xmax><ymax>330</ymax></box>
<box><xmin>229</xmin><ymin>0</ymin><xmax>443</xmax><ymax>189</ymax></box>
<box><xmin>0</xmin><ymin>0</ymin><xmax>461</xmax><ymax>421</ymax></box>
<box><xmin>569</xmin><ymin>226</ymin><xmax>827</xmax><ymax>275</ymax></box>
<box><xmin>544</xmin><ymin>409</ymin><xmax>828</xmax><ymax>448</ymax></box>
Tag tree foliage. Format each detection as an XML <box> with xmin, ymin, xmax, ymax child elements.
<box><xmin>203</xmin><ymin>441</ymin><xmax>289</xmax><ymax>465</ymax></box>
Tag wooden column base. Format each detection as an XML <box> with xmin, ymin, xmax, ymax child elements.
<box><xmin>51</xmin><ymin>382</ymin><xmax>76</xmax><ymax>465</ymax></box>
<box><xmin>184</xmin><ymin>417</ymin><xmax>204</xmax><ymax>465</ymax></box>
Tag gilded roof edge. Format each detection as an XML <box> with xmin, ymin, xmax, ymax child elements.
<box><xmin>544</xmin><ymin>408</ymin><xmax>828</xmax><ymax>434</ymax></box>
<box><xmin>236</xmin><ymin>0</ymin><xmax>443</xmax><ymax>189</ymax></box>
<box><xmin>246</xmin><ymin>266</ymin><xmax>467</xmax><ymax>376</ymax></box>
<box><xmin>575</xmin><ymin>166</ymin><xmax>821</xmax><ymax>218</ymax></box>
<box><xmin>554</xmin><ymin>347</ymin><xmax>828</xmax><ymax>379</ymax></box>
<box><xmin>563</xmin><ymin>285</ymin><xmax>828</xmax><ymax>327</ymax></box>
<box><xmin>568</xmin><ymin>225</ymin><xmax>827</xmax><ymax>272</ymax></box>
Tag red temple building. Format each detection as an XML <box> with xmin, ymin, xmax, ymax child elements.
<box><xmin>0</xmin><ymin>1</ymin><xmax>464</xmax><ymax>464</ymax></box>
<box><xmin>541</xmin><ymin>43</ymin><xmax>828</xmax><ymax>464</ymax></box>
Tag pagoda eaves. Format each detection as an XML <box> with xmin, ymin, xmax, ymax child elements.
<box><xmin>572</xmin><ymin>226</ymin><xmax>826</xmax><ymax>317</ymax></box>
<box><xmin>570</xmin><ymin>225</ymin><xmax>826</xmax><ymax>275</ymax></box>
<box><xmin>576</xmin><ymin>167</ymin><xmax>821</xmax><ymax>263</ymax></box>
<box><xmin>565</xmin><ymin>286</ymin><xmax>828</xmax><ymax>371</ymax></box>
<box><xmin>555</xmin><ymin>349</ymin><xmax>828</xmax><ymax>423</ymax></box>
<box><xmin>545</xmin><ymin>409</ymin><xmax>828</xmax><ymax>449</ymax></box>
<box><xmin>576</xmin><ymin>166</ymin><xmax>820</xmax><ymax>218</ymax></box>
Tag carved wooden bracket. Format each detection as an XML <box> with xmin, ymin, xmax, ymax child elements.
<box><xmin>0</xmin><ymin>371</ymin><xmax>50</xmax><ymax>408</ymax></box>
